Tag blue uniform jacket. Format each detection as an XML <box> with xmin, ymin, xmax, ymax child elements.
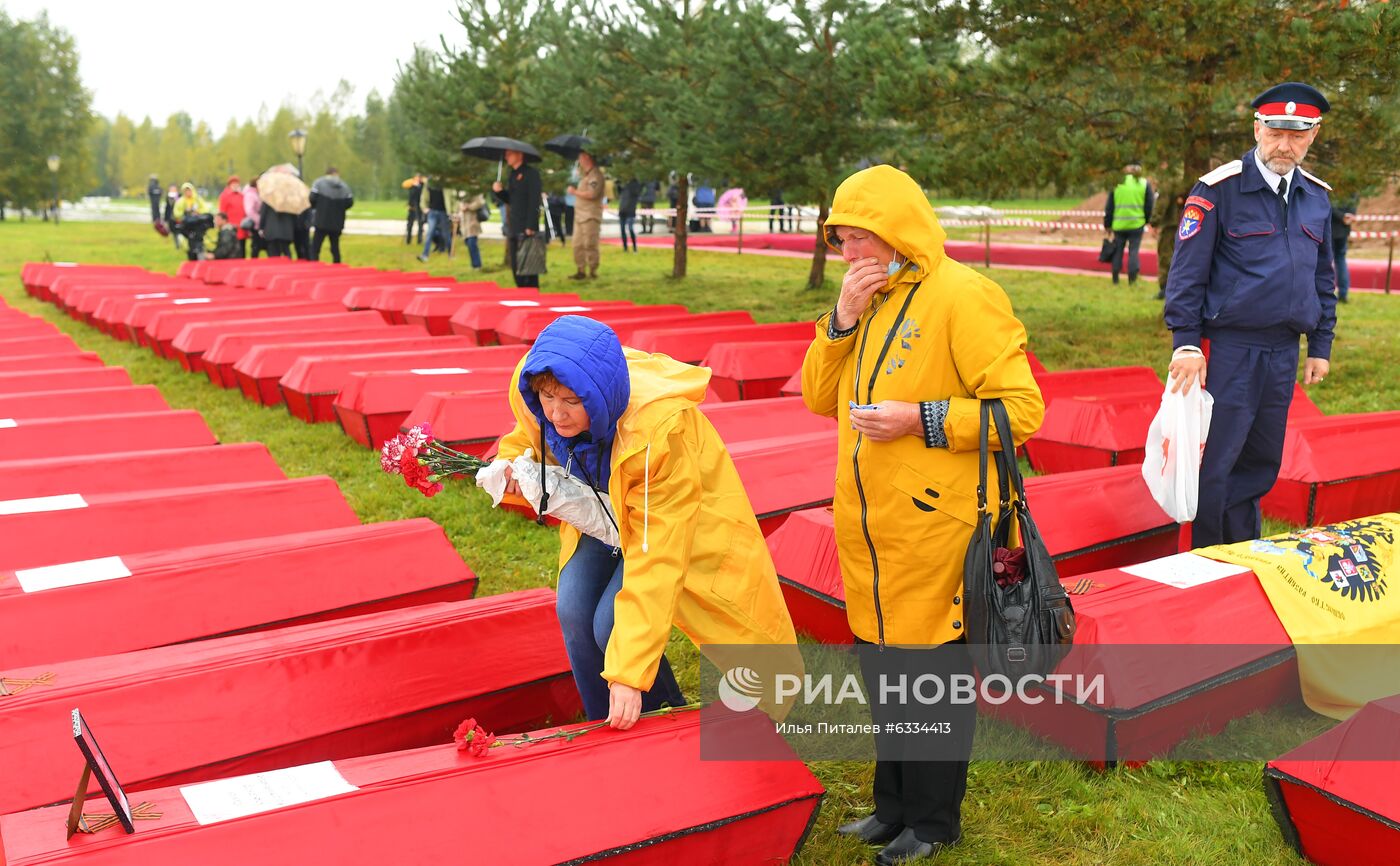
<box><xmin>1164</xmin><ymin>149</ymin><xmax>1337</xmax><ymax>360</ymax></box>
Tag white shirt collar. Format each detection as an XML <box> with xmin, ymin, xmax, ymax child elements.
<box><xmin>1253</xmin><ymin>150</ymin><xmax>1296</xmax><ymax>197</ymax></box>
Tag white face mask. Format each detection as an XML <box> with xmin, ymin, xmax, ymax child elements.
<box><xmin>887</xmin><ymin>256</ymin><xmax>918</xmax><ymax>276</ymax></box>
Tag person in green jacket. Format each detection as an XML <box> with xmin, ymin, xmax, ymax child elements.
<box><xmin>171</xmin><ymin>182</ymin><xmax>213</xmax><ymax>261</ymax></box>
<box><xmin>1103</xmin><ymin>161</ymin><xmax>1155</xmax><ymax>286</ymax></box>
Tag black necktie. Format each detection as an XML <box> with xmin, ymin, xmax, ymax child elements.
<box><xmin>1277</xmin><ymin>176</ymin><xmax>1289</xmax><ymax>225</ymax></box>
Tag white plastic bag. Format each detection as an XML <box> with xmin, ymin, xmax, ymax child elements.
<box><xmin>475</xmin><ymin>449</ymin><xmax>620</xmax><ymax>547</ymax></box>
<box><xmin>1141</xmin><ymin>381</ymin><xmax>1214</xmax><ymax>522</ymax></box>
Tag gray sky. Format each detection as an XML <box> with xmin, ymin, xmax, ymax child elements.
<box><xmin>5</xmin><ymin>0</ymin><xmax>465</xmax><ymax>128</ymax></box>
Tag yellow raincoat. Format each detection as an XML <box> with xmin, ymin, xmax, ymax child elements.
<box><xmin>802</xmin><ymin>166</ymin><xmax>1044</xmax><ymax>646</ymax></box>
<box><xmin>497</xmin><ymin>345</ymin><xmax>798</xmax><ymax>691</ymax></box>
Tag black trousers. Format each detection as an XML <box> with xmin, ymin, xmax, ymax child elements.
<box><xmin>406</xmin><ymin>206</ymin><xmax>423</xmax><ymax>243</ymax></box>
<box><xmin>266</xmin><ymin>239</ymin><xmax>292</xmax><ymax>258</ymax></box>
<box><xmin>312</xmin><ymin>229</ymin><xmax>342</xmax><ymax>263</ymax></box>
<box><xmin>855</xmin><ymin>636</ymin><xmax>977</xmax><ymax>845</ymax></box>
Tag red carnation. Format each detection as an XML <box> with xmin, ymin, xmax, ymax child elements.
<box><xmin>454</xmin><ymin>718</ymin><xmax>496</xmax><ymax>757</ymax></box>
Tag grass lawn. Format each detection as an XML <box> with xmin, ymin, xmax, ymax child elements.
<box><xmin>4</xmin><ymin>220</ymin><xmax>1396</xmax><ymax>865</ymax></box>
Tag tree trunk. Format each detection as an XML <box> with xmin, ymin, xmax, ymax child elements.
<box><xmin>805</xmin><ymin>197</ymin><xmax>830</xmax><ymax>290</ymax></box>
<box><xmin>1156</xmin><ymin>131</ymin><xmax>1215</xmax><ymax>291</ymax></box>
<box><xmin>673</xmin><ymin>175</ymin><xmax>689</xmax><ymax>279</ymax></box>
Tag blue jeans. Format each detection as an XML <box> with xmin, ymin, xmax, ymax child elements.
<box><xmin>420</xmin><ymin>210</ymin><xmax>447</xmax><ymax>258</ymax></box>
<box><xmin>1333</xmin><ymin>234</ymin><xmax>1350</xmax><ymax>301</ymax></box>
<box><xmin>464</xmin><ymin>234</ymin><xmax>482</xmax><ymax>268</ymax></box>
<box><xmin>556</xmin><ymin>534</ymin><xmax>686</xmax><ymax>721</ymax></box>
<box><xmin>619</xmin><ymin>215</ymin><xmax>637</xmax><ymax>251</ymax></box>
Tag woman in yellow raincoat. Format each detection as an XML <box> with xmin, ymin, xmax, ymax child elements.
<box><xmin>802</xmin><ymin>165</ymin><xmax>1043</xmax><ymax>863</ymax></box>
<box><xmin>494</xmin><ymin>315</ymin><xmax>797</xmax><ymax>729</ymax></box>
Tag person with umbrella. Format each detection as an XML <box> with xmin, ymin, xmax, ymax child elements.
<box><xmin>467</xmin><ymin>136</ymin><xmax>544</xmax><ymax>288</ymax></box>
<box><xmin>310</xmin><ymin>167</ymin><xmax>354</xmax><ymax>264</ymax></box>
<box><xmin>558</xmin><ymin>138</ymin><xmax>606</xmax><ymax>280</ymax></box>
<box><xmin>257</xmin><ymin>164</ymin><xmax>310</xmax><ymax>259</ymax></box>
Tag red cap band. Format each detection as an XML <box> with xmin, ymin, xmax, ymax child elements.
<box><xmin>1256</xmin><ymin>101</ymin><xmax>1322</xmax><ymax>119</ymax></box>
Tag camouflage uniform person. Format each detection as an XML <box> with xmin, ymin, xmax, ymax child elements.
<box><xmin>568</xmin><ymin>151</ymin><xmax>605</xmax><ymax>279</ymax></box>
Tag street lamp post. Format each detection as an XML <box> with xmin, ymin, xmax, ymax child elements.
<box><xmin>288</xmin><ymin>129</ymin><xmax>308</xmax><ymax>179</ymax></box>
<box><xmin>46</xmin><ymin>154</ymin><xmax>60</xmax><ymax>224</ymax></box>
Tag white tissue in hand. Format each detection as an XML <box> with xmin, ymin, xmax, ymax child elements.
<box><xmin>508</xmin><ymin>451</ymin><xmax>620</xmax><ymax>548</ymax></box>
<box><xmin>474</xmin><ymin>458</ymin><xmax>513</xmax><ymax>506</ymax></box>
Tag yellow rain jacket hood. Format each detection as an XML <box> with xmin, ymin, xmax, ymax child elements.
<box><xmin>803</xmin><ymin>166</ymin><xmax>1044</xmax><ymax>646</ymax></box>
<box><xmin>497</xmin><ymin>321</ymin><xmax>797</xmax><ymax>691</ymax></box>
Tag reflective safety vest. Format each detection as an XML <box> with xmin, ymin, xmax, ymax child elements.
<box><xmin>1111</xmin><ymin>175</ymin><xmax>1148</xmax><ymax>231</ymax></box>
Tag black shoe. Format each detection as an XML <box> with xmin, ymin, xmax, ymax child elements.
<box><xmin>875</xmin><ymin>828</ymin><xmax>960</xmax><ymax>864</ymax></box>
<box><xmin>1112</xmin><ymin>275</ymin><xmax>1120</xmax><ymax>285</ymax></box>
<box><xmin>568</xmin><ymin>271</ymin><xmax>587</xmax><ymax>281</ymax></box>
<box><xmin>1155</xmin><ymin>289</ymin><xmax>1166</xmax><ymax>300</ymax></box>
<box><xmin>836</xmin><ymin>814</ymin><xmax>902</xmax><ymax>845</ymax></box>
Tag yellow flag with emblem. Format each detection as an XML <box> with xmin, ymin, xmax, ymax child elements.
<box><xmin>1198</xmin><ymin>513</ymin><xmax>1400</xmax><ymax>720</ymax></box>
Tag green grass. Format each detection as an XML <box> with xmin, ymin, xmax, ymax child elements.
<box><xmin>5</xmin><ymin>220</ymin><xmax>1395</xmax><ymax>865</ymax></box>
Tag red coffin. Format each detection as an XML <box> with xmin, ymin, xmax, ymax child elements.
<box><xmin>609</xmin><ymin>310</ymin><xmax>757</xmax><ymax>344</ymax></box>
<box><xmin>167</xmin><ymin>310</ymin><xmax>392</xmax><ymax>370</ymax></box>
<box><xmin>22</xmin><ymin>264</ymin><xmax>148</xmax><ymax>301</ymax></box>
<box><xmin>262</xmin><ymin>266</ymin><xmax>381</xmax><ymax>295</ymax></box>
<box><xmin>203</xmin><ymin>325</ymin><xmax>425</xmax><ymax>389</ymax></box>
<box><xmin>0</xmin><ymin>519</ymin><xmax>477</xmax><ymax>669</ymax></box>
<box><xmin>496</xmin><ymin>304</ymin><xmax>687</xmax><ymax>345</ymax></box>
<box><xmin>633</xmin><ymin>321</ymin><xmax>814</xmax><ymax>365</ymax></box>
<box><xmin>0</xmin><ymin>443</ymin><xmax>284</xmax><ymax>500</ymax></box>
<box><xmin>0</xmin><ymin>367</ymin><xmax>132</xmax><ymax>394</ymax></box>
<box><xmin>704</xmin><ymin>339</ymin><xmax>811</xmax><ymax>401</ymax></box>
<box><xmin>0</xmin><ymin>386</ymin><xmax>168</xmax><ymax>420</ymax></box>
<box><xmin>84</xmin><ymin>287</ymin><xmax>233</xmax><ymax>336</ymax></box>
<box><xmin>333</xmin><ymin>367</ymin><xmax>517</xmax><ymax>449</ymax></box>
<box><xmin>103</xmin><ymin>292</ymin><xmax>248</xmax><ymax>341</ymax></box>
<box><xmin>277</xmin><ymin>344</ymin><xmax>528</xmax><ymax>423</ymax></box>
<box><xmin>49</xmin><ymin>276</ymin><xmax>189</xmax><ymax>311</ymax></box>
<box><xmin>1025</xmin><ymin>366</ymin><xmax>1162</xmax><ymax>470</ymax></box>
<box><xmin>0</xmin><ymin>591</ymin><xmax>579</xmax><ymax>815</ymax></box>
<box><xmin>368</xmin><ymin>283</ymin><xmax>505</xmax><ymax>323</ymax></box>
<box><xmin>143</xmin><ymin>301</ymin><xmax>346</xmax><ymax>358</ymax></box>
<box><xmin>69</xmin><ymin>283</ymin><xmax>207</xmax><ymax>323</ymax></box>
<box><xmin>446</xmin><ymin>294</ymin><xmax>594</xmax><ymax>344</ymax></box>
<box><xmin>983</xmin><ymin>563</ymin><xmax>1297</xmax><ymax>765</ymax></box>
<box><xmin>244</xmin><ymin>261</ymin><xmax>327</xmax><ymax>289</ymax></box>
<box><xmin>0</xmin><ymin>709</ymin><xmax>823</xmax><ymax>866</ymax></box>
<box><xmin>729</xmin><ymin>431</ymin><xmax>838</xmax><ymax>534</ymax></box>
<box><xmin>0</xmin><ymin>352</ymin><xmax>104</xmax><ymax>373</ymax></box>
<box><xmin>401</xmin><ymin>293</ymin><xmax>504</xmax><ymax>335</ymax></box>
<box><xmin>192</xmin><ymin>257</ymin><xmax>305</xmax><ymax>285</ymax></box>
<box><xmin>230</xmin><ymin>335</ymin><xmax>482</xmax><ymax>406</ymax></box>
<box><xmin>1263</xmin><ymin>411</ymin><xmax>1400</xmax><ymax>526</ymax></box>
<box><xmin>1266</xmin><ymin>694</ymin><xmax>1400</xmax><ymax>866</ymax></box>
<box><xmin>0</xmin><ymin>410</ymin><xmax>216</xmax><ymax>460</ymax></box>
<box><xmin>400</xmin><ymin>389</ymin><xmax>515</xmax><ymax>456</ymax></box>
<box><xmin>0</xmin><ymin>477</ymin><xmax>359</xmax><ymax>572</ymax></box>
<box><xmin>1030</xmin><ymin>383</ymin><xmax>1327</xmax><ymax>474</ymax></box>
<box><xmin>0</xmin><ymin>334</ymin><xmax>78</xmax><ymax>357</ymax></box>
<box><xmin>0</xmin><ymin>319</ymin><xmax>58</xmax><ymax>338</ymax></box>
<box><xmin>768</xmin><ymin>465</ymin><xmax>1179</xmax><ymax>642</ymax></box>
<box><xmin>329</xmin><ymin>277</ymin><xmax>461</xmax><ymax>308</ymax></box>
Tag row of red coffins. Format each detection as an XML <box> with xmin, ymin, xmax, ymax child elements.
<box><xmin>4</xmin><ymin>278</ymin><xmax>825</xmax><ymax>865</ymax></box>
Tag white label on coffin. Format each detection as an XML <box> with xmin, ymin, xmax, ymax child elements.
<box><xmin>15</xmin><ymin>556</ymin><xmax>131</xmax><ymax>593</ymax></box>
<box><xmin>134</xmin><ymin>292</ymin><xmax>169</xmax><ymax>299</ymax></box>
<box><xmin>180</xmin><ymin>761</ymin><xmax>359</xmax><ymax>825</ymax></box>
<box><xmin>499</xmin><ymin>300</ymin><xmax>540</xmax><ymax>307</ymax></box>
<box><xmin>410</xmin><ymin>367</ymin><xmax>471</xmax><ymax>375</ymax></box>
<box><xmin>0</xmin><ymin>493</ymin><xmax>88</xmax><ymax>516</ymax></box>
<box><xmin>551</xmin><ymin>306</ymin><xmax>590</xmax><ymax>312</ymax></box>
<box><xmin>171</xmin><ymin>298</ymin><xmax>213</xmax><ymax>305</ymax></box>
<box><xmin>54</xmin><ymin>262</ymin><xmax>76</xmax><ymax>267</ymax></box>
<box><xmin>413</xmin><ymin>287</ymin><xmax>450</xmax><ymax>293</ymax></box>
<box><xmin>1121</xmin><ymin>552</ymin><xmax>1251</xmax><ymax>589</ymax></box>
<box><xmin>0</xmin><ymin>419</ymin><xmax>15</xmax><ymax>428</ymax></box>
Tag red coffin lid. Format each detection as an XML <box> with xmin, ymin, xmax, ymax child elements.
<box><xmin>0</xmin><ymin>385</ymin><xmax>168</xmax><ymax>420</ymax></box>
<box><xmin>402</xmin><ymin>389</ymin><xmax>515</xmax><ymax>447</ymax></box>
<box><xmin>368</xmin><ymin>282</ymin><xmax>505</xmax><ymax>314</ymax></box>
<box><xmin>449</xmin><ymin>295</ymin><xmax>613</xmax><ymax>332</ymax></box>
<box><xmin>727</xmin><ymin>430</ymin><xmax>839</xmax><ymax>519</ymax></box>
<box><xmin>205</xmin><ymin>325</ymin><xmax>422</xmax><ymax>367</ymax></box>
<box><xmin>0</xmin><ymin>442</ymin><xmax>284</xmax><ymax>500</ymax></box>
<box><xmin>234</xmin><ymin>335</ymin><xmax>478</xmax><ymax>380</ymax></box>
<box><xmin>703</xmin><ymin>339</ymin><xmax>812</xmax><ymax>380</ymax></box>
<box><xmin>171</xmin><ymin>310</ymin><xmax>390</xmax><ymax>354</ymax></box>
<box><xmin>0</xmin><ymin>352</ymin><xmax>104</xmax><ymax>373</ymax></box>
<box><xmin>1035</xmin><ymin>390</ymin><xmax>1160</xmax><ymax>450</ymax></box>
<box><xmin>334</xmin><ymin>367</ymin><xmax>517</xmax><ymax>414</ymax></box>
<box><xmin>497</xmin><ymin>304</ymin><xmax>687</xmax><ymax>343</ymax></box>
<box><xmin>700</xmin><ymin>396</ymin><xmax>836</xmax><ymax>444</ymax></box>
<box><xmin>1032</xmin><ymin>365</ymin><xmax>1162</xmax><ymax>406</ymax></box>
<box><xmin>90</xmin><ymin>287</ymin><xmax>243</xmax><ymax>324</ymax></box>
<box><xmin>401</xmin><ymin>289</ymin><xmax>529</xmax><ymax>319</ymax></box>
<box><xmin>1024</xmin><ymin>464</ymin><xmax>1174</xmax><ymax>553</ymax></box>
<box><xmin>1268</xmin><ymin>693</ymin><xmax>1400</xmax><ymax>824</ymax></box>
<box><xmin>0</xmin><ymin>334</ymin><xmax>77</xmax><ymax>356</ymax></box>
<box><xmin>70</xmin><ymin>282</ymin><xmax>208</xmax><ymax>315</ymax></box>
<box><xmin>632</xmin><ymin>321</ymin><xmax>814</xmax><ymax>364</ymax></box>
<box><xmin>146</xmin><ymin>301</ymin><xmax>345</xmax><ymax>341</ymax></box>
<box><xmin>607</xmin><ymin>310</ymin><xmax>755</xmax><ymax>344</ymax></box>
<box><xmin>0</xmin><ymin>367</ymin><xmax>132</xmax><ymax>394</ymax></box>
<box><xmin>124</xmin><ymin>295</ymin><xmax>308</xmax><ymax>330</ymax></box>
<box><xmin>0</xmin><ymin>410</ymin><xmax>216</xmax><ymax>460</ymax></box>
<box><xmin>1279</xmin><ymin>411</ymin><xmax>1400</xmax><ymax>481</ymax></box>
<box><xmin>279</xmin><ymin>344</ymin><xmax>528</xmax><ymax>394</ymax></box>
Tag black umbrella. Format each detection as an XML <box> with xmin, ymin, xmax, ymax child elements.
<box><xmin>544</xmin><ymin>134</ymin><xmax>595</xmax><ymax>161</ymax></box>
<box><xmin>460</xmin><ymin>136</ymin><xmax>542</xmax><ymax>163</ymax></box>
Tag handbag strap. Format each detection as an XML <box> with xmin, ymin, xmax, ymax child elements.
<box><xmin>976</xmin><ymin>400</ymin><xmax>990</xmax><ymax>512</ymax></box>
<box><xmin>988</xmin><ymin>399</ymin><xmax>1027</xmax><ymax>504</ymax></box>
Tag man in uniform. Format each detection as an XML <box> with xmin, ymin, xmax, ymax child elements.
<box><xmin>567</xmin><ymin>149</ymin><xmax>605</xmax><ymax>280</ymax></box>
<box><xmin>493</xmin><ymin>149</ymin><xmax>543</xmax><ymax>287</ymax></box>
<box><xmin>1165</xmin><ymin>82</ymin><xmax>1338</xmax><ymax>547</ymax></box>
<box><xmin>1103</xmin><ymin>161</ymin><xmax>1154</xmax><ymax>285</ymax></box>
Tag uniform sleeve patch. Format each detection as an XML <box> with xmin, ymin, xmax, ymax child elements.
<box><xmin>1184</xmin><ymin>195</ymin><xmax>1215</xmax><ymax>212</ymax></box>
<box><xmin>1178</xmin><ymin>205</ymin><xmax>1206</xmax><ymax>240</ymax></box>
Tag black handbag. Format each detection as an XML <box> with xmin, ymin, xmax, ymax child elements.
<box><xmin>515</xmin><ymin>234</ymin><xmax>548</xmax><ymax>276</ymax></box>
<box><xmin>963</xmin><ymin>399</ymin><xmax>1076</xmax><ymax>679</ymax></box>
<box><xmin>1097</xmin><ymin>237</ymin><xmax>1115</xmax><ymax>263</ymax></box>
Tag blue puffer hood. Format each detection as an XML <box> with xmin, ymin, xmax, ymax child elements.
<box><xmin>518</xmin><ymin>316</ymin><xmax>631</xmax><ymax>489</ymax></box>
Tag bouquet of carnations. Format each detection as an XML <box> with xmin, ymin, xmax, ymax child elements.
<box><xmin>379</xmin><ymin>423</ymin><xmax>488</xmax><ymax>498</ymax></box>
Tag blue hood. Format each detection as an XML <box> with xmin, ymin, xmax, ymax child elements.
<box><xmin>518</xmin><ymin>316</ymin><xmax>631</xmax><ymax>490</ymax></box>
